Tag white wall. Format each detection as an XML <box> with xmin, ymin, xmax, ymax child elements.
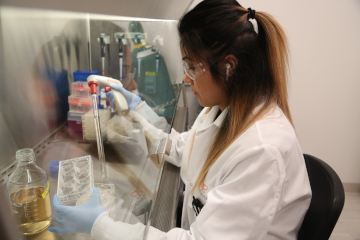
<box><xmin>188</xmin><ymin>0</ymin><xmax>360</xmax><ymax>184</ymax></box>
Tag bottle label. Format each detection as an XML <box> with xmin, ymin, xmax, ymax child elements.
<box><xmin>42</xmin><ymin>181</ymin><xmax>49</xmax><ymax>199</ymax></box>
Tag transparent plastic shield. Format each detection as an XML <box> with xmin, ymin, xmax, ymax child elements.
<box><xmin>86</xmin><ymin>15</ymin><xmax>182</xmax><ymax>239</ymax></box>
<box><xmin>0</xmin><ymin>6</ymin><xmax>183</xmax><ymax>240</ymax></box>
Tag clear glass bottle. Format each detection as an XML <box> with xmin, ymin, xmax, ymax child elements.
<box><xmin>7</xmin><ymin>148</ymin><xmax>52</xmax><ymax>235</ymax></box>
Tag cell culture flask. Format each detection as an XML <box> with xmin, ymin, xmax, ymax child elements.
<box><xmin>7</xmin><ymin>148</ymin><xmax>52</xmax><ymax>235</ymax></box>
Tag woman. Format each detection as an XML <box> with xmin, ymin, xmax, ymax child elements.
<box><xmin>50</xmin><ymin>0</ymin><xmax>311</xmax><ymax>239</ymax></box>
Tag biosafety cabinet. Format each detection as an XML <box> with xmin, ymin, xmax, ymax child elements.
<box><xmin>0</xmin><ymin>3</ymin><xmax>190</xmax><ymax>240</ymax></box>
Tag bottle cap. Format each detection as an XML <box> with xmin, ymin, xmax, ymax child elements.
<box><xmin>49</xmin><ymin>160</ymin><xmax>60</xmax><ymax>173</ymax></box>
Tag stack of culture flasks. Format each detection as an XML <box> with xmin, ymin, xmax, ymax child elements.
<box><xmin>68</xmin><ymin>71</ymin><xmax>100</xmax><ymax>132</ymax></box>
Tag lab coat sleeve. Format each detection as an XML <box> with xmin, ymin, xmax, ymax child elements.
<box><xmin>91</xmin><ymin>212</ymin><xmax>145</xmax><ymax>240</ymax></box>
<box><xmin>132</xmin><ymin>100</ymin><xmax>192</xmax><ymax>168</ymax></box>
<box><xmin>129</xmin><ymin>106</ymin><xmax>168</xmax><ymax>144</ymax></box>
<box><xmin>146</xmin><ymin>144</ymin><xmax>285</xmax><ymax>240</ymax></box>
<box><xmin>134</xmin><ymin>101</ymin><xmax>169</xmax><ymax>132</ymax></box>
<box><xmin>164</xmin><ymin>128</ymin><xmax>191</xmax><ymax>167</ymax></box>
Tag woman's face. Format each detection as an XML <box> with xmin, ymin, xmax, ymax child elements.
<box><xmin>123</xmin><ymin>46</ymin><xmax>137</xmax><ymax>92</ymax></box>
<box><xmin>182</xmin><ymin>55</ymin><xmax>228</xmax><ymax>111</ymax></box>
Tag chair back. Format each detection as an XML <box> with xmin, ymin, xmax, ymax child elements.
<box><xmin>297</xmin><ymin>154</ymin><xmax>345</xmax><ymax>240</ymax></box>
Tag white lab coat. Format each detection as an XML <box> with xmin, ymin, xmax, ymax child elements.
<box><xmin>91</xmin><ymin>103</ymin><xmax>312</xmax><ymax>240</ymax></box>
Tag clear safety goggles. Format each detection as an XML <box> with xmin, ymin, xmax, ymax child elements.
<box><xmin>182</xmin><ymin>60</ymin><xmax>207</xmax><ymax>81</ymax></box>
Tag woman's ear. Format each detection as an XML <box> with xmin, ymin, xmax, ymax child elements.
<box><xmin>223</xmin><ymin>55</ymin><xmax>238</xmax><ymax>77</ymax></box>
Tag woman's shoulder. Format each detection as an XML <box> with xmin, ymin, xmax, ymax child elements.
<box><xmin>224</xmin><ymin>106</ymin><xmax>299</xmax><ymax>162</ymax></box>
<box><xmin>254</xmin><ymin>106</ymin><xmax>298</xmax><ymax>150</ymax></box>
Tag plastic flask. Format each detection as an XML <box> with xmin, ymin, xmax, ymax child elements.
<box><xmin>7</xmin><ymin>148</ymin><xmax>52</xmax><ymax>235</ymax></box>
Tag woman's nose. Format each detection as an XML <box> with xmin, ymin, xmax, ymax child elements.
<box><xmin>126</xmin><ymin>78</ymin><xmax>138</xmax><ymax>91</ymax></box>
<box><xmin>183</xmin><ymin>74</ymin><xmax>193</xmax><ymax>84</ymax></box>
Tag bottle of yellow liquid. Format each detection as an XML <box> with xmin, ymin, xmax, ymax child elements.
<box><xmin>7</xmin><ymin>148</ymin><xmax>52</xmax><ymax>235</ymax></box>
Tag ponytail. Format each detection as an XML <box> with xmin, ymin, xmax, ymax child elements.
<box><xmin>255</xmin><ymin>10</ymin><xmax>293</xmax><ymax>125</ymax></box>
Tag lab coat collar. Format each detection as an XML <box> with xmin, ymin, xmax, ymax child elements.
<box><xmin>214</xmin><ymin>106</ymin><xmax>228</xmax><ymax>127</ymax></box>
<box><xmin>198</xmin><ymin>106</ymin><xmax>228</xmax><ymax>132</ymax></box>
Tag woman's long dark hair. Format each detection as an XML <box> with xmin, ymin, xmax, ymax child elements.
<box><xmin>178</xmin><ymin>0</ymin><xmax>293</xmax><ymax>193</ymax></box>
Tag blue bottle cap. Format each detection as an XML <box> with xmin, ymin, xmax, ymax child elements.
<box><xmin>49</xmin><ymin>160</ymin><xmax>60</xmax><ymax>173</ymax></box>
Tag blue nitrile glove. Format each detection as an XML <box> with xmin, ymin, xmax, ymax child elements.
<box><xmin>49</xmin><ymin>188</ymin><xmax>106</xmax><ymax>234</ymax></box>
<box><xmin>101</xmin><ymin>85</ymin><xmax>141</xmax><ymax>111</ymax></box>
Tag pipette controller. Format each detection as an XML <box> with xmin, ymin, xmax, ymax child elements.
<box><xmin>87</xmin><ymin>75</ymin><xmax>129</xmax><ymax>113</ymax></box>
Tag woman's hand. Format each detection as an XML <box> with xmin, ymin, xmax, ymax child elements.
<box><xmin>103</xmin><ymin>85</ymin><xmax>141</xmax><ymax>111</ymax></box>
<box><xmin>49</xmin><ymin>188</ymin><xmax>106</xmax><ymax>234</ymax></box>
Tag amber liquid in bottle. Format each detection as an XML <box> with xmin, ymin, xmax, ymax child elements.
<box><xmin>10</xmin><ymin>186</ymin><xmax>52</xmax><ymax>235</ymax></box>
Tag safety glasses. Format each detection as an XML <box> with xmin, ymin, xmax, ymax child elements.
<box><xmin>182</xmin><ymin>60</ymin><xmax>207</xmax><ymax>81</ymax></box>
